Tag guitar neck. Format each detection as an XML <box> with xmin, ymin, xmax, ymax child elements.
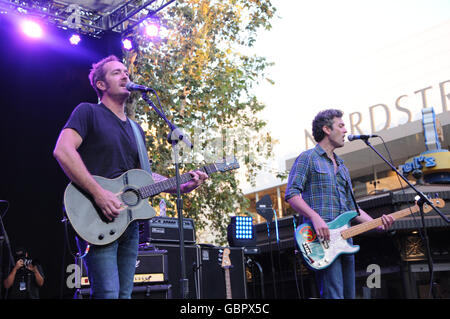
<box><xmin>224</xmin><ymin>269</ymin><xmax>232</xmax><ymax>299</ymax></box>
<box><xmin>341</xmin><ymin>205</ymin><xmax>420</xmax><ymax>239</ymax></box>
<box><xmin>138</xmin><ymin>164</ymin><xmax>217</xmax><ymax>199</ymax></box>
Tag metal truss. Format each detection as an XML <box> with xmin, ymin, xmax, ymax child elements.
<box><xmin>0</xmin><ymin>0</ymin><xmax>175</xmax><ymax>38</ymax></box>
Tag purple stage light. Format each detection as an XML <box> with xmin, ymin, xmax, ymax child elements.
<box><xmin>20</xmin><ymin>19</ymin><xmax>43</xmax><ymax>39</ymax></box>
<box><xmin>142</xmin><ymin>19</ymin><xmax>160</xmax><ymax>38</ymax></box>
<box><xmin>69</xmin><ymin>34</ymin><xmax>81</xmax><ymax>45</ymax></box>
<box><xmin>145</xmin><ymin>23</ymin><xmax>159</xmax><ymax>37</ymax></box>
<box><xmin>122</xmin><ymin>38</ymin><xmax>133</xmax><ymax>50</ymax></box>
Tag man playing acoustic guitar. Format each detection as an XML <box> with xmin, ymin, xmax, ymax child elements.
<box><xmin>54</xmin><ymin>55</ymin><xmax>208</xmax><ymax>298</ymax></box>
<box><xmin>285</xmin><ymin>109</ymin><xmax>394</xmax><ymax>299</ymax></box>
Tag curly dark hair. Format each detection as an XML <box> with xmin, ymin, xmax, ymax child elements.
<box><xmin>312</xmin><ymin>109</ymin><xmax>343</xmax><ymax>142</ymax></box>
<box><xmin>88</xmin><ymin>55</ymin><xmax>120</xmax><ymax>99</ymax></box>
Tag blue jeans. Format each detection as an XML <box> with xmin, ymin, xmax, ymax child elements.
<box><xmin>82</xmin><ymin>221</ymin><xmax>139</xmax><ymax>299</ymax></box>
<box><xmin>316</xmin><ymin>253</ymin><xmax>355</xmax><ymax>299</ymax></box>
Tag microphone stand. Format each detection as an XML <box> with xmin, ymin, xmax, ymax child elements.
<box><xmin>257</xmin><ymin>207</ymin><xmax>278</xmax><ymax>299</ymax></box>
<box><xmin>141</xmin><ymin>91</ymin><xmax>192</xmax><ymax>299</ymax></box>
<box><xmin>361</xmin><ymin>138</ymin><xmax>449</xmax><ymax>298</ymax></box>
<box><xmin>256</xmin><ymin>195</ymin><xmax>279</xmax><ymax>298</ymax></box>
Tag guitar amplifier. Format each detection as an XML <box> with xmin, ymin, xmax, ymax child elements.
<box><xmin>77</xmin><ymin>249</ymin><xmax>169</xmax><ymax>288</ymax></box>
<box><xmin>140</xmin><ymin>216</ymin><xmax>196</xmax><ymax>244</ymax></box>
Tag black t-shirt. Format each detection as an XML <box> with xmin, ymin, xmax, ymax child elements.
<box><xmin>7</xmin><ymin>265</ymin><xmax>44</xmax><ymax>299</ymax></box>
<box><xmin>63</xmin><ymin>103</ymin><xmax>145</xmax><ymax>178</ymax></box>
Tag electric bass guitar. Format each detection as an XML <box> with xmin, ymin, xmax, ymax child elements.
<box><xmin>220</xmin><ymin>248</ymin><xmax>233</xmax><ymax>299</ymax></box>
<box><xmin>64</xmin><ymin>159</ymin><xmax>239</xmax><ymax>245</ymax></box>
<box><xmin>295</xmin><ymin>198</ymin><xmax>444</xmax><ymax>270</ymax></box>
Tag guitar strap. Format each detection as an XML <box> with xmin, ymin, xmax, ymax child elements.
<box><xmin>349</xmin><ymin>188</ymin><xmax>361</xmax><ymax>216</ymax></box>
<box><xmin>129</xmin><ymin>119</ymin><xmax>152</xmax><ymax>174</ymax></box>
<box><xmin>345</xmin><ymin>172</ymin><xmax>361</xmax><ymax>216</ymax></box>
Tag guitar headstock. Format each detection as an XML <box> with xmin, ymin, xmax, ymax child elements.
<box><xmin>219</xmin><ymin>248</ymin><xmax>232</xmax><ymax>269</ymax></box>
<box><xmin>215</xmin><ymin>157</ymin><xmax>240</xmax><ymax>173</ymax></box>
<box><xmin>422</xmin><ymin>197</ymin><xmax>445</xmax><ymax>213</ymax></box>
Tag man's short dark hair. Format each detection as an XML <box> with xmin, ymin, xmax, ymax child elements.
<box><xmin>312</xmin><ymin>109</ymin><xmax>344</xmax><ymax>142</ymax></box>
<box><xmin>88</xmin><ymin>55</ymin><xmax>120</xmax><ymax>99</ymax></box>
<box><xmin>14</xmin><ymin>246</ymin><xmax>27</xmax><ymax>259</ymax></box>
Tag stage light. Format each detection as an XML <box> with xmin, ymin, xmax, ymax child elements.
<box><xmin>142</xmin><ymin>18</ymin><xmax>160</xmax><ymax>38</ymax></box>
<box><xmin>69</xmin><ymin>34</ymin><xmax>81</xmax><ymax>45</ymax></box>
<box><xmin>122</xmin><ymin>38</ymin><xmax>133</xmax><ymax>50</ymax></box>
<box><xmin>20</xmin><ymin>19</ymin><xmax>43</xmax><ymax>39</ymax></box>
<box><xmin>145</xmin><ymin>22</ymin><xmax>159</xmax><ymax>37</ymax></box>
<box><xmin>227</xmin><ymin>216</ymin><xmax>257</xmax><ymax>248</ymax></box>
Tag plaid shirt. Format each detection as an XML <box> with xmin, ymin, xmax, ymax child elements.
<box><xmin>285</xmin><ymin>144</ymin><xmax>355</xmax><ymax>222</ymax></box>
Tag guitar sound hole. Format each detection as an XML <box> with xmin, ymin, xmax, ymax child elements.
<box><xmin>121</xmin><ymin>188</ymin><xmax>140</xmax><ymax>207</ymax></box>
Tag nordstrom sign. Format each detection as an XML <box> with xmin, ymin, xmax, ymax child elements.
<box><xmin>305</xmin><ymin>79</ymin><xmax>450</xmax><ymax>149</ymax></box>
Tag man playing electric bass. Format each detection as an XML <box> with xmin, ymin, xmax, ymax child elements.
<box><xmin>53</xmin><ymin>55</ymin><xmax>208</xmax><ymax>299</ymax></box>
<box><xmin>285</xmin><ymin>109</ymin><xmax>395</xmax><ymax>299</ymax></box>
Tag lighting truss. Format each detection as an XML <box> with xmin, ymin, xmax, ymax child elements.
<box><xmin>0</xmin><ymin>0</ymin><xmax>175</xmax><ymax>38</ymax></box>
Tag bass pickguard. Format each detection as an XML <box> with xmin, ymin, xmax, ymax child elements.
<box><xmin>295</xmin><ymin>211</ymin><xmax>360</xmax><ymax>270</ymax></box>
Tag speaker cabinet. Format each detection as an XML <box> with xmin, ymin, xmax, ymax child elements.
<box><xmin>75</xmin><ymin>284</ymin><xmax>172</xmax><ymax>299</ymax></box>
<box><xmin>135</xmin><ymin>249</ymin><xmax>169</xmax><ymax>283</ymax></box>
<box><xmin>199</xmin><ymin>246</ymin><xmax>247</xmax><ymax>299</ymax></box>
<box><xmin>132</xmin><ymin>284</ymin><xmax>172</xmax><ymax>299</ymax></box>
<box><xmin>77</xmin><ymin>249</ymin><xmax>168</xmax><ymax>288</ymax></box>
<box><xmin>151</xmin><ymin>243</ymin><xmax>201</xmax><ymax>299</ymax></box>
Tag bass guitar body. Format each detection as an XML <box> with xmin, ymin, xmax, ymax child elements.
<box><xmin>295</xmin><ymin>211</ymin><xmax>360</xmax><ymax>270</ymax></box>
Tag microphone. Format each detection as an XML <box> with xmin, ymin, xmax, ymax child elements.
<box><xmin>126</xmin><ymin>82</ymin><xmax>152</xmax><ymax>92</ymax></box>
<box><xmin>348</xmin><ymin>134</ymin><xmax>379</xmax><ymax>141</ymax></box>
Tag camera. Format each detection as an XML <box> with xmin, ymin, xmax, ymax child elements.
<box><xmin>14</xmin><ymin>249</ymin><xmax>38</xmax><ymax>268</ymax></box>
<box><xmin>23</xmin><ymin>258</ymin><xmax>34</xmax><ymax>267</ymax></box>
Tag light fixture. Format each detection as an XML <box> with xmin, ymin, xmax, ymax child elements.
<box><xmin>122</xmin><ymin>38</ymin><xmax>133</xmax><ymax>50</ymax></box>
<box><xmin>227</xmin><ymin>216</ymin><xmax>257</xmax><ymax>247</ymax></box>
<box><xmin>141</xmin><ymin>17</ymin><xmax>160</xmax><ymax>38</ymax></box>
<box><xmin>20</xmin><ymin>19</ymin><xmax>43</xmax><ymax>39</ymax></box>
<box><xmin>69</xmin><ymin>33</ymin><xmax>81</xmax><ymax>45</ymax></box>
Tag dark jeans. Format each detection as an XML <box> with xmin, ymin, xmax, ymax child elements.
<box><xmin>84</xmin><ymin>221</ymin><xmax>139</xmax><ymax>299</ymax></box>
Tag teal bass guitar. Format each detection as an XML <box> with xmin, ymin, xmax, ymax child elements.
<box><xmin>294</xmin><ymin>198</ymin><xmax>444</xmax><ymax>270</ymax></box>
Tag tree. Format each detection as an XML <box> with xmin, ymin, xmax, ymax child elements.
<box><xmin>124</xmin><ymin>0</ymin><xmax>277</xmax><ymax>245</ymax></box>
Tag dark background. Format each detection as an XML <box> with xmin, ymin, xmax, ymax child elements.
<box><xmin>0</xmin><ymin>14</ymin><xmax>122</xmax><ymax>298</ymax></box>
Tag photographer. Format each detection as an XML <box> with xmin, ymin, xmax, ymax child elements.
<box><xmin>3</xmin><ymin>247</ymin><xmax>44</xmax><ymax>299</ymax></box>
